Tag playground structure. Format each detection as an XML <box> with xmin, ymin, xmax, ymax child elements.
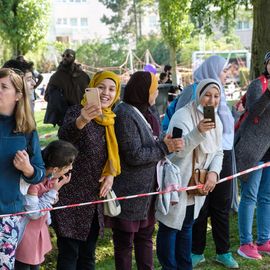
<box><xmin>81</xmin><ymin>49</ymin><xmax>193</xmax><ymax>86</ymax></box>
<box><xmin>37</xmin><ymin>49</ymin><xmax>251</xmax><ymax>113</ymax></box>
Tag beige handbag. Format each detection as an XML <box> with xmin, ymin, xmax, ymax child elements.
<box><xmin>187</xmin><ymin>150</ymin><xmax>208</xmax><ymax>196</ymax></box>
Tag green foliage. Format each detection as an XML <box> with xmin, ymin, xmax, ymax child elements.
<box><xmin>35</xmin><ymin>110</ymin><xmax>58</xmax><ymax>148</ymax></box>
<box><xmin>190</xmin><ymin>0</ymin><xmax>251</xmax><ymax>35</ymax></box>
<box><xmin>76</xmin><ymin>40</ymin><xmax>127</xmax><ymax>68</ymax></box>
<box><xmin>134</xmin><ymin>32</ymin><xmax>243</xmax><ymax>68</ymax></box>
<box><xmin>239</xmin><ymin>67</ymin><xmax>250</xmax><ymax>88</ymax></box>
<box><xmin>52</xmin><ymin>41</ymin><xmax>71</xmax><ymax>57</ymax></box>
<box><xmin>159</xmin><ymin>0</ymin><xmax>194</xmax><ymax>50</ymax></box>
<box><xmin>179</xmin><ymin>33</ymin><xmax>244</xmax><ymax>67</ymax></box>
<box><xmin>158</xmin><ymin>0</ymin><xmax>194</xmax><ymax>83</ymax></box>
<box><xmin>99</xmin><ymin>0</ymin><xmax>155</xmax><ymax>42</ymax></box>
<box><xmin>0</xmin><ymin>36</ymin><xmax>12</xmax><ymax>64</ymax></box>
<box><xmin>0</xmin><ymin>0</ymin><xmax>50</xmax><ymax>56</ymax></box>
<box><xmin>135</xmin><ymin>35</ymin><xmax>170</xmax><ymax>65</ymax></box>
<box><xmin>99</xmin><ymin>0</ymin><xmax>129</xmax><ymax>31</ymax></box>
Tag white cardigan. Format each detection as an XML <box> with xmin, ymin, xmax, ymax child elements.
<box><xmin>155</xmin><ymin>105</ymin><xmax>224</xmax><ymax>230</ymax></box>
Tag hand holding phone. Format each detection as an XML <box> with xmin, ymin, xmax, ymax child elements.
<box><xmin>85</xmin><ymin>88</ymin><xmax>101</xmax><ymax>109</ymax></box>
<box><xmin>203</xmin><ymin>106</ymin><xmax>215</xmax><ymax>126</ymax></box>
<box><xmin>170</xmin><ymin>127</ymin><xmax>184</xmax><ymax>152</ymax></box>
<box><xmin>172</xmin><ymin>127</ymin><xmax>183</xmax><ymax>138</ymax></box>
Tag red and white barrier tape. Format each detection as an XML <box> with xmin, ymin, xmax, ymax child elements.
<box><xmin>1</xmin><ymin>161</ymin><xmax>270</xmax><ymax>219</ymax></box>
<box><xmin>39</xmin><ymin>132</ymin><xmax>57</xmax><ymax>140</ymax></box>
<box><xmin>168</xmin><ymin>92</ymin><xmax>179</xmax><ymax>96</ymax></box>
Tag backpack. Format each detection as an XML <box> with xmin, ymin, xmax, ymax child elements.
<box><xmin>234</xmin><ymin>75</ymin><xmax>268</xmax><ymax>131</ymax></box>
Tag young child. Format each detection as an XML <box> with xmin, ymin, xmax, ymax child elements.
<box><xmin>14</xmin><ymin>140</ymin><xmax>78</xmax><ymax>270</ymax></box>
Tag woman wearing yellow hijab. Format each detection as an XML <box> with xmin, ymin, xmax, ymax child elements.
<box><xmin>52</xmin><ymin>70</ymin><xmax>121</xmax><ymax>270</ymax></box>
<box><xmin>106</xmin><ymin>71</ymin><xmax>183</xmax><ymax>270</ymax></box>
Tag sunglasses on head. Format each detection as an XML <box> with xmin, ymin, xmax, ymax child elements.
<box><xmin>62</xmin><ymin>53</ymin><xmax>74</xmax><ymax>58</ymax></box>
<box><xmin>11</xmin><ymin>68</ymin><xmax>24</xmax><ymax>76</ymax></box>
<box><xmin>1</xmin><ymin>68</ymin><xmax>24</xmax><ymax>77</ymax></box>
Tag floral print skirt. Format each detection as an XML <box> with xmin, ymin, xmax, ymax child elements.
<box><xmin>0</xmin><ymin>216</ymin><xmax>20</xmax><ymax>270</ymax></box>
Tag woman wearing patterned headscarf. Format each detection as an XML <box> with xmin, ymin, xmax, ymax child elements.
<box><xmin>52</xmin><ymin>71</ymin><xmax>121</xmax><ymax>270</ymax></box>
<box><xmin>106</xmin><ymin>71</ymin><xmax>184</xmax><ymax>270</ymax></box>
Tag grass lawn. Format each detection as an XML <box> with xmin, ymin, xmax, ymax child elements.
<box><xmin>35</xmin><ymin>110</ymin><xmax>58</xmax><ymax>147</ymax></box>
<box><xmin>35</xmin><ymin>109</ymin><xmax>270</xmax><ymax>270</ymax></box>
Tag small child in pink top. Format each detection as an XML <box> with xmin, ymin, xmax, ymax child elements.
<box><xmin>15</xmin><ymin>140</ymin><xmax>78</xmax><ymax>270</ymax></box>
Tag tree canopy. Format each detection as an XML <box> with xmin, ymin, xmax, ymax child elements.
<box><xmin>159</xmin><ymin>0</ymin><xmax>193</xmax><ymax>83</ymax></box>
<box><xmin>190</xmin><ymin>0</ymin><xmax>270</xmax><ymax>78</ymax></box>
<box><xmin>0</xmin><ymin>0</ymin><xmax>50</xmax><ymax>56</ymax></box>
<box><xmin>99</xmin><ymin>0</ymin><xmax>155</xmax><ymax>43</ymax></box>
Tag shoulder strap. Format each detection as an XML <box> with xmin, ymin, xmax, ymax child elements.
<box><xmin>192</xmin><ymin>83</ymin><xmax>197</xmax><ymax>100</ymax></box>
<box><xmin>129</xmin><ymin>105</ymin><xmax>154</xmax><ymax>134</ymax></box>
<box><xmin>192</xmin><ymin>149</ymin><xmax>196</xmax><ymax>173</ymax></box>
<box><xmin>258</xmin><ymin>75</ymin><xmax>268</xmax><ymax>93</ymax></box>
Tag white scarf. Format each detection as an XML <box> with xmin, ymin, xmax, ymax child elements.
<box><xmin>189</xmin><ymin>102</ymin><xmax>223</xmax><ymax>154</ymax></box>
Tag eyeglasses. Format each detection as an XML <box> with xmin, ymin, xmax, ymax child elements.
<box><xmin>62</xmin><ymin>53</ymin><xmax>74</xmax><ymax>58</ymax></box>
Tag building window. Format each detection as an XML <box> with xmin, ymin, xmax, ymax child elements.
<box><xmin>243</xmin><ymin>21</ymin><xmax>250</xmax><ymax>29</ymax></box>
<box><xmin>63</xmin><ymin>18</ymin><xmax>67</xmax><ymax>25</ymax></box>
<box><xmin>149</xmin><ymin>16</ymin><xmax>157</xmax><ymax>28</ymax></box>
<box><xmin>70</xmin><ymin>18</ymin><xmax>78</xmax><ymax>26</ymax></box>
<box><xmin>236</xmin><ymin>20</ymin><xmax>251</xmax><ymax>30</ymax></box>
<box><xmin>81</xmin><ymin>18</ymin><xmax>88</xmax><ymax>26</ymax></box>
<box><xmin>56</xmin><ymin>18</ymin><xmax>62</xmax><ymax>25</ymax></box>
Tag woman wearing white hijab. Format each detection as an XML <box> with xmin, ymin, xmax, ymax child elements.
<box><xmin>183</xmin><ymin>56</ymin><xmax>239</xmax><ymax>269</ymax></box>
<box><xmin>156</xmin><ymin>79</ymin><xmax>224</xmax><ymax>270</ymax></box>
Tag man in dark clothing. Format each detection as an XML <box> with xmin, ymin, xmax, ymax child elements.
<box><xmin>44</xmin><ymin>49</ymin><xmax>90</xmax><ymax>126</ymax></box>
<box><xmin>164</xmin><ymin>64</ymin><xmax>172</xmax><ymax>84</ymax></box>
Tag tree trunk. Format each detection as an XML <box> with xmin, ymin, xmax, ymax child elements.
<box><xmin>169</xmin><ymin>46</ymin><xmax>177</xmax><ymax>85</ymax></box>
<box><xmin>133</xmin><ymin>0</ymin><xmax>139</xmax><ymax>43</ymax></box>
<box><xmin>251</xmin><ymin>0</ymin><xmax>270</xmax><ymax>79</ymax></box>
<box><xmin>12</xmin><ymin>42</ymin><xmax>19</xmax><ymax>58</ymax></box>
<box><xmin>138</xmin><ymin>5</ymin><xmax>142</xmax><ymax>38</ymax></box>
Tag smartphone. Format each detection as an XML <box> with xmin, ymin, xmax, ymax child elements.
<box><xmin>85</xmin><ymin>88</ymin><xmax>101</xmax><ymax>109</ymax></box>
<box><xmin>172</xmin><ymin>127</ymin><xmax>183</xmax><ymax>138</ymax></box>
<box><xmin>203</xmin><ymin>106</ymin><xmax>215</xmax><ymax>125</ymax></box>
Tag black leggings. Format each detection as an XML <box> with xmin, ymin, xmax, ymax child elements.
<box><xmin>192</xmin><ymin>150</ymin><xmax>233</xmax><ymax>255</ymax></box>
<box><xmin>56</xmin><ymin>213</ymin><xmax>100</xmax><ymax>270</ymax></box>
<box><xmin>15</xmin><ymin>260</ymin><xmax>40</xmax><ymax>270</ymax></box>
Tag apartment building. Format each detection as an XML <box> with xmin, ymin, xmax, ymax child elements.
<box><xmin>48</xmin><ymin>0</ymin><xmax>252</xmax><ymax>49</ymax></box>
<box><xmin>48</xmin><ymin>0</ymin><xmax>110</xmax><ymax>44</ymax></box>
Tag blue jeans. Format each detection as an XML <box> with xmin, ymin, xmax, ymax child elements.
<box><xmin>156</xmin><ymin>205</ymin><xmax>194</xmax><ymax>270</ymax></box>
<box><xmin>238</xmin><ymin>163</ymin><xmax>270</xmax><ymax>245</ymax></box>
